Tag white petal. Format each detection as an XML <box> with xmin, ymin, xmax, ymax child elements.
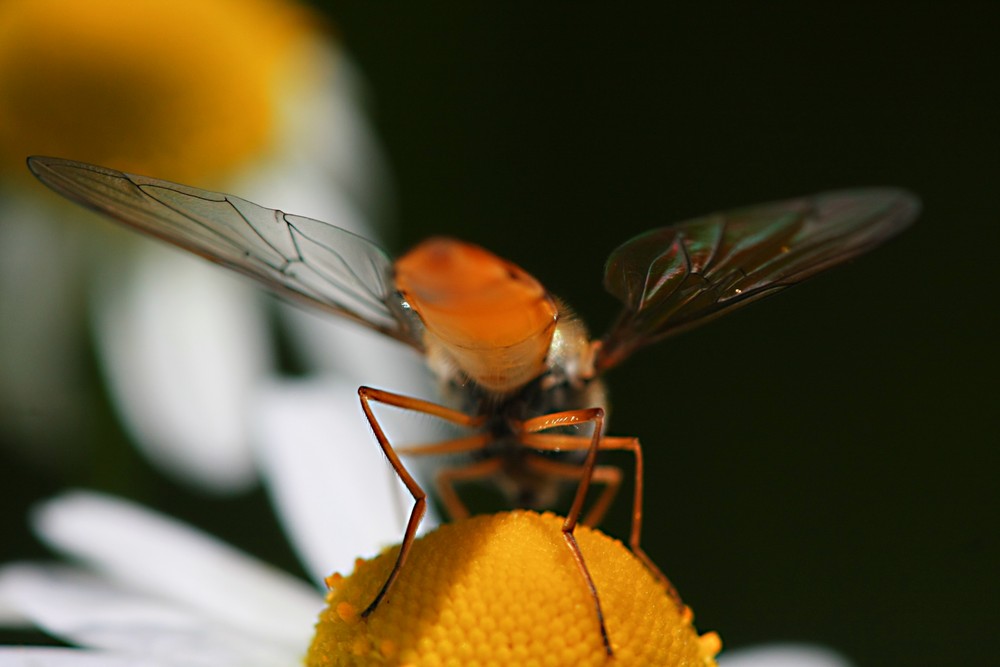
<box><xmin>90</xmin><ymin>242</ymin><xmax>271</xmax><ymax>492</ymax></box>
<box><xmin>251</xmin><ymin>378</ymin><xmax>441</xmax><ymax>583</ymax></box>
<box><xmin>267</xmin><ymin>46</ymin><xmax>393</xmax><ymax>233</ymax></box>
<box><xmin>313</xmin><ymin>55</ymin><xmax>395</xmax><ymax>228</ymax></box>
<box><xmin>719</xmin><ymin>644</ymin><xmax>854</xmax><ymax>667</ymax></box>
<box><xmin>31</xmin><ymin>492</ymin><xmax>321</xmax><ymax>647</ymax></box>
<box><xmin>281</xmin><ymin>303</ymin><xmax>437</xmax><ymax>392</ymax></box>
<box><xmin>0</xmin><ymin>647</ymin><xmax>180</xmax><ymax>667</ymax></box>
<box><xmin>236</xmin><ymin>49</ymin><xmax>390</xmax><ymax>247</ymax></box>
<box><xmin>233</xmin><ymin>152</ymin><xmax>371</xmax><ymax>241</ymax></box>
<box><xmin>0</xmin><ymin>198</ymin><xmax>93</xmax><ymax>460</ymax></box>
<box><xmin>0</xmin><ymin>565</ymin><xmax>297</xmax><ymax>667</ymax></box>
<box><xmin>0</xmin><ymin>598</ymin><xmax>29</xmax><ymax>627</ymax></box>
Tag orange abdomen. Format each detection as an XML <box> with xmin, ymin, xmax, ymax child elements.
<box><xmin>394</xmin><ymin>238</ymin><xmax>558</xmax><ymax>393</ymax></box>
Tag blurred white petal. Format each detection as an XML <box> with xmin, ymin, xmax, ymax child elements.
<box><xmin>4</xmin><ymin>494</ymin><xmax>859</xmax><ymax>667</ymax></box>
<box><xmin>90</xmin><ymin>244</ymin><xmax>271</xmax><ymax>492</ymax></box>
<box><xmin>0</xmin><ymin>647</ymin><xmax>182</xmax><ymax>667</ymax></box>
<box><xmin>281</xmin><ymin>304</ymin><xmax>434</xmax><ymax>395</ymax></box>
<box><xmin>720</xmin><ymin>644</ymin><xmax>854</xmax><ymax>667</ymax></box>
<box><xmin>303</xmin><ymin>55</ymin><xmax>394</xmax><ymax>227</ymax></box>
<box><xmin>31</xmin><ymin>491</ymin><xmax>320</xmax><ymax>646</ymax></box>
<box><xmin>0</xmin><ymin>198</ymin><xmax>92</xmax><ymax>462</ymax></box>
<box><xmin>0</xmin><ymin>14</ymin><xmax>400</xmax><ymax>499</ymax></box>
<box><xmin>0</xmin><ymin>565</ymin><xmax>297</xmax><ymax>667</ymax></box>
<box><xmin>0</xmin><ymin>598</ymin><xmax>29</xmax><ymax>627</ymax></box>
<box><xmin>242</xmin><ymin>52</ymin><xmax>390</xmax><ymax>238</ymax></box>
<box><xmin>251</xmin><ymin>378</ymin><xmax>440</xmax><ymax>583</ymax></box>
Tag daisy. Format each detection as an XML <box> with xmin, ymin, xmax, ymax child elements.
<box><xmin>1</xmin><ymin>386</ymin><xmax>854</xmax><ymax>666</ymax></box>
<box><xmin>0</xmin><ymin>5</ymin><xmax>864</xmax><ymax>662</ymax></box>
<box><xmin>0</xmin><ymin>0</ymin><xmax>430</xmax><ymax>492</ymax></box>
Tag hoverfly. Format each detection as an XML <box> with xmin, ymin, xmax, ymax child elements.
<box><xmin>28</xmin><ymin>156</ymin><xmax>918</xmax><ymax>654</ymax></box>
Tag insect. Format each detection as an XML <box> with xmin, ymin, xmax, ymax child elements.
<box><xmin>28</xmin><ymin>156</ymin><xmax>918</xmax><ymax>654</ymax></box>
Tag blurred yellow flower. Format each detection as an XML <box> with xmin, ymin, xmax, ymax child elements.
<box><xmin>0</xmin><ymin>0</ymin><xmax>324</xmax><ymax>184</ymax></box>
<box><xmin>0</xmin><ymin>0</ymin><xmax>418</xmax><ymax>495</ymax></box>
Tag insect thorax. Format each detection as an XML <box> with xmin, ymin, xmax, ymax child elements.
<box><xmin>431</xmin><ymin>306</ymin><xmax>605</xmax><ymax>426</ymax></box>
<box><xmin>423</xmin><ymin>302</ymin><xmax>609</xmax><ymax>514</ymax></box>
<box><xmin>435</xmin><ymin>327</ymin><xmax>609</xmax><ymax>497</ymax></box>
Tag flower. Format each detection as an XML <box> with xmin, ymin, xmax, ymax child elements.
<box><xmin>2</xmin><ymin>488</ymin><xmax>722</xmax><ymax>666</ymax></box>
<box><xmin>1</xmin><ymin>388</ymin><xmax>853</xmax><ymax>666</ymax></box>
<box><xmin>309</xmin><ymin>510</ymin><xmax>720</xmax><ymax>666</ymax></box>
<box><xmin>0</xmin><ymin>0</ymin><xmax>429</xmax><ymax>492</ymax></box>
<box><xmin>1</xmin><ymin>491</ymin><xmax>323</xmax><ymax>667</ymax></box>
<box><xmin>0</xmin><ymin>6</ymin><xmax>868</xmax><ymax>664</ymax></box>
<box><xmin>0</xmin><ymin>486</ymin><xmax>853</xmax><ymax>666</ymax></box>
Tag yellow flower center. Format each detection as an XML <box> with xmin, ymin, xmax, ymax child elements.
<box><xmin>0</xmin><ymin>0</ymin><xmax>323</xmax><ymax>184</ymax></box>
<box><xmin>308</xmin><ymin>511</ymin><xmax>721</xmax><ymax>667</ymax></box>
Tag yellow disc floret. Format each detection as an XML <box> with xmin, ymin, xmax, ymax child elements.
<box><xmin>308</xmin><ymin>511</ymin><xmax>720</xmax><ymax>667</ymax></box>
<box><xmin>0</xmin><ymin>0</ymin><xmax>323</xmax><ymax>183</ymax></box>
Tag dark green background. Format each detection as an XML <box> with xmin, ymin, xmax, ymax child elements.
<box><xmin>2</xmin><ymin>4</ymin><xmax>996</xmax><ymax>666</ymax></box>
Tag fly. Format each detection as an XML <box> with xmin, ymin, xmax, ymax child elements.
<box><xmin>28</xmin><ymin>156</ymin><xmax>919</xmax><ymax>655</ymax></box>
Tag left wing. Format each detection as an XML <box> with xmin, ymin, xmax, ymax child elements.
<box><xmin>596</xmin><ymin>188</ymin><xmax>919</xmax><ymax>372</ymax></box>
<box><xmin>28</xmin><ymin>156</ymin><xmax>421</xmax><ymax>348</ymax></box>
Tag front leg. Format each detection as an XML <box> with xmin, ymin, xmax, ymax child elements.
<box><xmin>356</xmin><ymin>386</ymin><xmax>484</xmax><ymax>618</ymax></box>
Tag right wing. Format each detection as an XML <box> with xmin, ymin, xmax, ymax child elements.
<box><xmin>28</xmin><ymin>156</ymin><xmax>421</xmax><ymax>349</ymax></box>
<box><xmin>596</xmin><ymin>188</ymin><xmax>919</xmax><ymax>372</ymax></box>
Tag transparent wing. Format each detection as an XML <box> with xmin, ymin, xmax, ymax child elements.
<box><xmin>596</xmin><ymin>188</ymin><xmax>919</xmax><ymax>372</ymax></box>
<box><xmin>28</xmin><ymin>156</ymin><xmax>420</xmax><ymax>348</ymax></box>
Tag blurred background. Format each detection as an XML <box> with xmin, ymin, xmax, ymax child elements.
<box><xmin>1</xmin><ymin>3</ymin><xmax>996</xmax><ymax>666</ymax></box>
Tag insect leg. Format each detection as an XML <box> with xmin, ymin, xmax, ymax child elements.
<box><xmin>396</xmin><ymin>434</ymin><xmax>496</xmax><ymax>522</ymax></box>
<box><xmin>394</xmin><ymin>433</ymin><xmax>490</xmax><ymax>457</ymax></box>
<box><xmin>519</xmin><ymin>408</ymin><xmax>612</xmax><ymax>656</ymax></box>
<box><xmin>590</xmin><ymin>435</ymin><xmax>681</xmax><ymax>607</ymax></box>
<box><xmin>356</xmin><ymin>386</ymin><xmax>483</xmax><ymax>618</ymax></box>
<box><xmin>522</xmin><ymin>452</ymin><xmax>622</xmax><ymax>527</ymax></box>
<box><xmin>523</xmin><ymin>432</ymin><xmax>682</xmax><ymax>606</ymax></box>
<box><xmin>433</xmin><ymin>458</ymin><xmax>504</xmax><ymax>521</ymax></box>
